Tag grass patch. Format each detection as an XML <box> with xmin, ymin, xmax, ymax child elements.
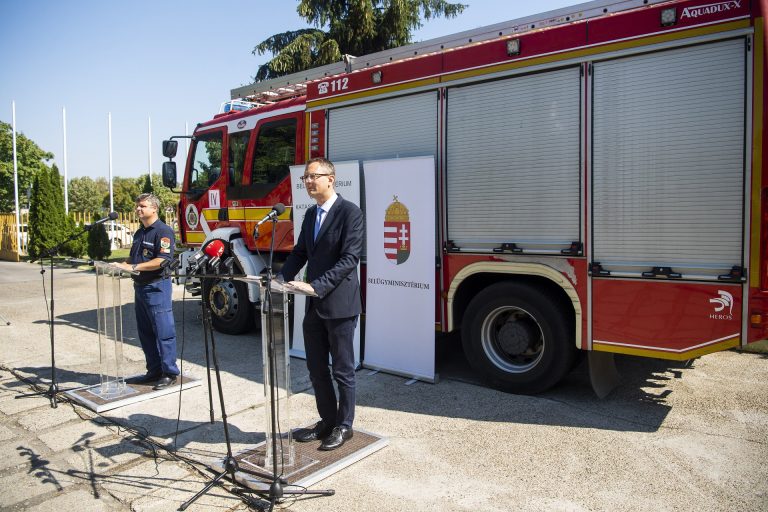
<box><xmin>738</xmin><ymin>339</ymin><xmax>768</xmax><ymax>354</ymax></box>
<box><xmin>105</xmin><ymin>249</ymin><xmax>130</xmax><ymax>262</ymax></box>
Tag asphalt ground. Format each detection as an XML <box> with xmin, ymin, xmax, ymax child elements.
<box><xmin>0</xmin><ymin>259</ymin><xmax>766</xmax><ymax>511</ymax></box>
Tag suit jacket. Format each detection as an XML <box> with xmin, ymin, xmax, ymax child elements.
<box><xmin>281</xmin><ymin>195</ymin><xmax>364</xmax><ymax>319</ymax></box>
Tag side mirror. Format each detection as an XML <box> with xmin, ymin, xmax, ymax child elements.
<box><xmin>162</xmin><ymin>161</ymin><xmax>177</xmax><ymax>189</ymax></box>
<box><xmin>162</xmin><ymin>140</ymin><xmax>178</xmax><ymax>158</ymax></box>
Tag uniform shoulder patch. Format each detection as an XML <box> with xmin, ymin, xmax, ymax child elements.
<box><xmin>160</xmin><ymin>237</ymin><xmax>171</xmax><ymax>253</ymax></box>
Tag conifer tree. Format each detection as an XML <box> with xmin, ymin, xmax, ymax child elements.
<box><xmin>142</xmin><ymin>173</ymin><xmax>153</xmax><ymax>194</ymax></box>
<box><xmin>87</xmin><ymin>223</ymin><xmax>111</xmax><ymax>261</ymax></box>
<box><xmin>254</xmin><ymin>0</ymin><xmax>466</xmax><ymax>80</ymax></box>
<box><xmin>28</xmin><ymin>168</ymin><xmax>56</xmax><ymax>259</ymax></box>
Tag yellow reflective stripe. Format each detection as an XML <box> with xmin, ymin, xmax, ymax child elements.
<box><xmin>592</xmin><ymin>336</ymin><xmax>740</xmax><ymax>361</ymax></box>
<box><xmin>198</xmin><ymin>207</ymin><xmax>292</xmax><ymax>222</ymax></box>
<box><xmin>186</xmin><ymin>232</ymin><xmax>206</xmax><ymax>243</ymax></box>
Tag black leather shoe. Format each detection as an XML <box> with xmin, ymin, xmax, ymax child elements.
<box><xmin>152</xmin><ymin>375</ymin><xmax>178</xmax><ymax>390</ymax></box>
<box><xmin>126</xmin><ymin>373</ymin><xmax>161</xmax><ymax>385</ymax></box>
<box><xmin>319</xmin><ymin>426</ymin><xmax>353</xmax><ymax>451</ymax></box>
<box><xmin>294</xmin><ymin>421</ymin><xmax>333</xmax><ymax>443</ymax></box>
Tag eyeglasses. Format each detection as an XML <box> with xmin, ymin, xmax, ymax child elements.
<box><xmin>300</xmin><ymin>173</ymin><xmax>331</xmax><ymax>182</ymax></box>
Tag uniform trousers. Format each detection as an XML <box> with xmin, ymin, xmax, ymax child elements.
<box><xmin>133</xmin><ymin>278</ymin><xmax>179</xmax><ymax>376</ymax></box>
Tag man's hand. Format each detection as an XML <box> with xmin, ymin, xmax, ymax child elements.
<box><xmin>286</xmin><ymin>281</ymin><xmax>316</xmax><ymax>296</ymax></box>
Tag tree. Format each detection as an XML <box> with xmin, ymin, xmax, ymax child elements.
<box><xmin>28</xmin><ymin>167</ymin><xmax>60</xmax><ymax>259</ymax></box>
<box><xmin>68</xmin><ymin>176</ymin><xmax>105</xmax><ymax>214</ymax></box>
<box><xmin>87</xmin><ymin>223</ymin><xmax>111</xmax><ymax>261</ymax></box>
<box><xmin>0</xmin><ymin>120</ymin><xmax>54</xmax><ymax>213</ymax></box>
<box><xmin>149</xmin><ymin>172</ymin><xmax>179</xmax><ymax>222</ymax></box>
<box><xmin>254</xmin><ymin>0</ymin><xmax>466</xmax><ymax>80</ymax></box>
<box><xmin>142</xmin><ymin>173</ymin><xmax>153</xmax><ymax>194</ymax></box>
<box><xmin>108</xmin><ymin>176</ymin><xmax>142</xmax><ymax>214</ymax></box>
<box><xmin>28</xmin><ymin>165</ymin><xmax>85</xmax><ymax>259</ymax></box>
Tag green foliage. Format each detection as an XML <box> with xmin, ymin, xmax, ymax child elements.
<box><xmin>254</xmin><ymin>29</ymin><xmax>340</xmax><ymax>80</ymax></box>
<box><xmin>87</xmin><ymin>223</ymin><xmax>111</xmax><ymax>260</ymax></box>
<box><xmin>64</xmin><ymin>214</ymin><xmax>87</xmax><ymax>257</ymax></box>
<box><xmin>253</xmin><ymin>0</ymin><xmax>466</xmax><ymax>80</ymax></box>
<box><xmin>0</xmin><ymin>120</ymin><xmax>54</xmax><ymax>213</ymax></box>
<box><xmin>107</xmin><ymin>176</ymin><xmax>142</xmax><ymax>214</ymax></box>
<box><xmin>29</xmin><ymin>165</ymin><xmax>87</xmax><ymax>259</ymax></box>
<box><xmin>142</xmin><ymin>173</ymin><xmax>153</xmax><ymax>194</ymax></box>
<box><xmin>28</xmin><ymin>167</ymin><xmax>63</xmax><ymax>258</ymax></box>
<box><xmin>149</xmin><ymin>172</ymin><xmax>179</xmax><ymax>221</ymax></box>
<box><xmin>50</xmin><ymin>165</ymin><xmax>84</xmax><ymax>258</ymax></box>
<box><xmin>28</xmin><ymin>169</ymin><xmax>52</xmax><ymax>259</ymax></box>
<box><xmin>68</xmin><ymin>176</ymin><xmax>107</xmax><ymax>214</ymax></box>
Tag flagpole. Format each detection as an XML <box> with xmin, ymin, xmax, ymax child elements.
<box><xmin>108</xmin><ymin>112</ymin><xmax>114</xmax><ymax>214</ymax></box>
<box><xmin>12</xmin><ymin>102</ymin><xmax>21</xmax><ymax>253</ymax></box>
<box><xmin>62</xmin><ymin>107</ymin><xmax>69</xmax><ymax>214</ymax></box>
<box><xmin>148</xmin><ymin>115</ymin><xmax>152</xmax><ymax>176</ymax></box>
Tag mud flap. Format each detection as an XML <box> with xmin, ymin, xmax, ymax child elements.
<box><xmin>588</xmin><ymin>351</ymin><xmax>620</xmax><ymax>399</ymax></box>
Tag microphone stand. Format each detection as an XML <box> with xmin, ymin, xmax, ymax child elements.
<box><xmin>16</xmin><ymin>224</ymin><xmax>93</xmax><ymax>408</ymax></box>
<box><xmin>260</xmin><ymin>217</ymin><xmax>334</xmax><ymax>510</ymax></box>
<box><xmin>179</xmin><ymin>269</ymin><xmax>262</xmax><ymax>511</ymax></box>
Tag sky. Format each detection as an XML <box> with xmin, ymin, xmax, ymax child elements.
<box><xmin>1</xmin><ymin>0</ymin><xmax>580</xmax><ymax>182</ymax></box>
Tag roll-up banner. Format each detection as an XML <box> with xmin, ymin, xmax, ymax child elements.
<box><xmin>363</xmin><ymin>156</ymin><xmax>436</xmax><ymax>382</ymax></box>
<box><xmin>288</xmin><ymin>162</ymin><xmax>362</xmax><ymax>366</ymax></box>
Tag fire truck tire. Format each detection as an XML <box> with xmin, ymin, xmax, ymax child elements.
<box><xmin>207</xmin><ymin>278</ymin><xmax>254</xmax><ymax>335</ymax></box>
<box><xmin>461</xmin><ymin>282</ymin><xmax>575</xmax><ymax>394</ymax></box>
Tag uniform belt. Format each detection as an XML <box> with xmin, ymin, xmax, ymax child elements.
<box><xmin>132</xmin><ymin>276</ymin><xmax>166</xmax><ymax>285</ymax></box>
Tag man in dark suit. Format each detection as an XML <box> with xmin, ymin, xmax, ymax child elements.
<box><xmin>279</xmin><ymin>157</ymin><xmax>364</xmax><ymax>451</ymax></box>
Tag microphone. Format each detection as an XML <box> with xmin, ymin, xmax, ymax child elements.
<box><xmin>204</xmin><ymin>239</ymin><xmax>225</xmax><ymax>271</ymax></box>
<box><xmin>255</xmin><ymin>203</ymin><xmax>286</xmax><ymax>227</ymax></box>
<box><xmin>187</xmin><ymin>239</ymin><xmax>226</xmax><ymax>275</ymax></box>
<box><xmin>87</xmin><ymin>211</ymin><xmax>119</xmax><ymax>230</ymax></box>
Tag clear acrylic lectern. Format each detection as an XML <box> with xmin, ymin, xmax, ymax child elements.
<box><xmin>260</xmin><ymin>282</ymin><xmax>294</xmax><ymax>469</ymax></box>
<box><xmin>92</xmin><ymin>261</ymin><xmax>133</xmax><ymax>399</ymax></box>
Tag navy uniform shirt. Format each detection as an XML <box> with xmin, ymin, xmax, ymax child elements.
<box><xmin>129</xmin><ymin>219</ymin><xmax>175</xmax><ymax>284</ymax></box>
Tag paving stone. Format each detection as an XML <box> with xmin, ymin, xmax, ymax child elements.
<box><xmin>0</xmin><ymin>455</ymin><xmax>79</xmax><ymax>508</ymax></box>
<box><xmin>0</xmin><ymin>394</ymin><xmax>52</xmax><ymax>415</ymax></box>
<box><xmin>98</xmin><ymin>458</ymin><xmax>204</xmax><ymax>507</ymax></box>
<box><xmin>24</xmin><ymin>488</ymin><xmax>126</xmax><ymax>511</ymax></box>
<box><xmin>0</xmin><ymin>437</ymin><xmax>47</xmax><ymax>472</ymax></box>
<box><xmin>38</xmin><ymin>421</ymin><xmax>116</xmax><ymax>453</ymax></box>
<box><xmin>64</xmin><ymin>436</ymin><xmax>152</xmax><ymax>477</ymax></box>
<box><xmin>17</xmin><ymin>402</ymin><xmax>81</xmax><ymax>432</ymax></box>
<box><xmin>0</xmin><ymin>423</ymin><xmax>16</xmax><ymax>442</ymax></box>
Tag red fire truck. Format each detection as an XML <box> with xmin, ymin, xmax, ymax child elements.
<box><xmin>162</xmin><ymin>0</ymin><xmax>768</xmax><ymax>393</ymax></box>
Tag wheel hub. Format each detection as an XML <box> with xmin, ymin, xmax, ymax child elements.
<box><xmin>481</xmin><ymin>306</ymin><xmax>544</xmax><ymax>373</ymax></box>
<box><xmin>208</xmin><ymin>281</ymin><xmax>238</xmax><ymax>320</ymax></box>
<box><xmin>497</xmin><ymin>319</ymin><xmax>537</xmax><ymax>356</ymax></box>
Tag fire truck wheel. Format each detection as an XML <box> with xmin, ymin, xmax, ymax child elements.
<box><xmin>461</xmin><ymin>282</ymin><xmax>575</xmax><ymax>394</ymax></box>
<box><xmin>207</xmin><ymin>278</ymin><xmax>254</xmax><ymax>334</ymax></box>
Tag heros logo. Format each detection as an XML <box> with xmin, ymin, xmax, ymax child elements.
<box><xmin>709</xmin><ymin>290</ymin><xmax>734</xmax><ymax>321</ymax></box>
<box><xmin>384</xmin><ymin>196</ymin><xmax>411</xmax><ymax>265</ymax></box>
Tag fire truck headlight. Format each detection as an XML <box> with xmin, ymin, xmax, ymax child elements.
<box><xmin>660</xmin><ymin>8</ymin><xmax>677</xmax><ymax>27</ymax></box>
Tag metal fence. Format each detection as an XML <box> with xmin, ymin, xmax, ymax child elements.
<box><xmin>0</xmin><ymin>210</ymin><xmax>178</xmax><ymax>261</ymax></box>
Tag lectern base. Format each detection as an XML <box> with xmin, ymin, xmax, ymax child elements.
<box><xmin>214</xmin><ymin>427</ymin><xmax>388</xmax><ymax>491</ymax></box>
<box><xmin>65</xmin><ymin>374</ymin><xmax>202</xmax><ymax>413</ymax></box>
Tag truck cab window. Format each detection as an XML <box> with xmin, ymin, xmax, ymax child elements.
<box><xmin>229</xmin><ymin>131</ymin><xmax>250</xmax><ymax>185</ymax></box>
<box><xmin>251</xmin><ymin>118</ymin><xmax>297</xmax><ymax>186</ymax></box>
<box><xmin>189</xmin><ymin>132</ymin><xmax>223</xmax><ymax>190</ymax></box>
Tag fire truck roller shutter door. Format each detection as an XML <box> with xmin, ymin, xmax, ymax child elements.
<box><xmin>592</xmin><ymin>39</ymin><xmax>745</xmax><ymax>278</ymax></box>
<box><xmin>328</xmin><ymin>91</ymin><xmax>438</xmax><ymax>262</ymax></box>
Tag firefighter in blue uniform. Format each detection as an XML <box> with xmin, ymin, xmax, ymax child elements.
<box><xmin>117</xmin><ymin>193</ymin><xmax>179</xmax><ymax>390</ymax></box>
